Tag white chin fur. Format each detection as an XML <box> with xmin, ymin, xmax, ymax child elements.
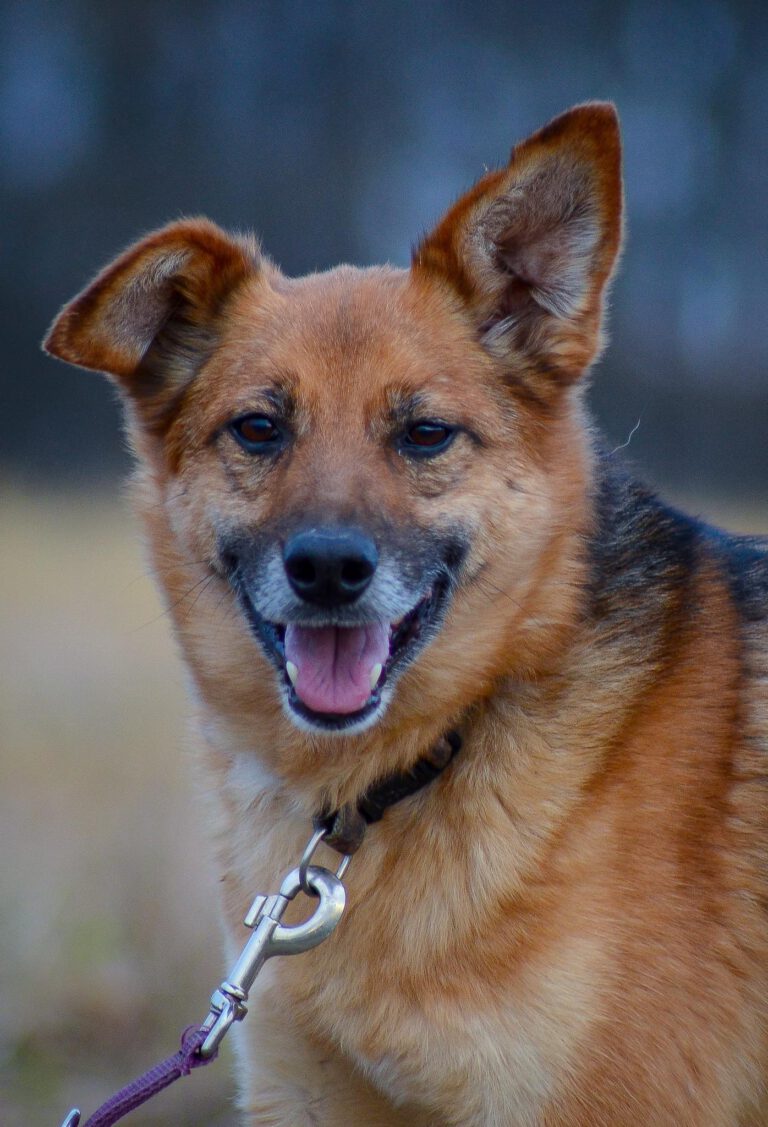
<box><xmin>278</xmin><ymin>682</ymin><xmax>392</xmax><ymax>736</ymax></box>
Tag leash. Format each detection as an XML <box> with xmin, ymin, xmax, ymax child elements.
<box><xmin>59</xmin><ymin>731</ymin><xmax>461</xmax><ymax>1127</ymax></box>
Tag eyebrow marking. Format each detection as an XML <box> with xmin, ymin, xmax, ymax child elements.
<box><xmin>385</xmin><ymin>388</ymin><xmax>431</xmax><ymax>427</ymax></box>
<box><xmin>209</xmin><ymin>380</ymin><xmax>297</xmax><ymax>445</ymax></box>
<box><xmin>259</xmin><ymin>383</ymin><xmax>295</xmax><ymax>416</ymax></box>
<box><xmin>381</xmin><ymin>385</ymin><xmax>486</xmax><ymax>448</ymax></box>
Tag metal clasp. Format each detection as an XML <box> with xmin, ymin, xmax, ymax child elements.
<box><xmin>299</xmin><ymin>825</ymin><xmax>352</xmax><ymax>893</ymax></box>
<box><xmin>58</xmin><ymin>830</ymin><xmax>350</xmax><ymax>1125</ymax></box>
<box><xmin>198</xmin><ymin>860</ymin><xmax>347</xmax><ymax>1058</ymax></box>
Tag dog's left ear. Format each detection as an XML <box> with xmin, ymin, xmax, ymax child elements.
<box><xmin>413</xmin><ymin>103</ymin><xmax>623</xmax><ymax>390</ymax></box>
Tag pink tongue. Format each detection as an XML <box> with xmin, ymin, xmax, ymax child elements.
<box><xmin>284</xmin><ymin>622</ymin><xmax>390</xmax><ymax>715</ymax></box>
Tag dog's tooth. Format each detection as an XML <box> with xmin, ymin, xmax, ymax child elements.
<box><xmin>286</xmin><ymin>661</ymin><xmax>299</xmax><ymax>686</ymax></box>
<box><xmin>369</xmin><ymin>663</ymin><xmax>383</xmax><ymax>691</ymax></box>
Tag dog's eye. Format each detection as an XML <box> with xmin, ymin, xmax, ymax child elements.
<box><xmin>229</xmin><ymin>414</ymin><xmax>282</xmax><ymax>452</ymax></box>
<box><xmin>401</xmin><ymin>421</ymin><xmax>456</xmax><ymax>455</ymax></box>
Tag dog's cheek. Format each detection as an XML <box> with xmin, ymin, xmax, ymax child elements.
<box><xmin>157</xmin><ymin>413</ymin><xmax>274</xmax><ymax>553</ymax></box>
<box><xmin>460</xmin><ymin>454</ymin><xmax>562</xmax><ymax>599</ymax></box>
<box><xmin>396</xmin><ymin>429</ymin><xmax>490</xmax><ymax>503</ymax></box>
<box><xmin>402</xmin><ymin>460</ymin><xmax>470</xmax><ymax>501</ymax></box>
<box><xmin>151</xmin><ymin>455</ymin><xmax>233</xmax><ymax>579</ymax></box>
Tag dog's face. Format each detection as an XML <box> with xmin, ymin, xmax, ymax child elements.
<box><xmin>198</xmin><ymin>266</ymin><xmax>495</xmax><ymax>734</ymax></box>
<box><xmin>44</xmin><ymin>104</ymin><xmax>622</xmax><ymax>745</ymax></box>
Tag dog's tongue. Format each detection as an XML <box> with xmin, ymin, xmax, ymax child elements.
<box><xmin>284</xmin><ymin>623</ymin><xmax>389</xmax><ymax>714</ymax></box>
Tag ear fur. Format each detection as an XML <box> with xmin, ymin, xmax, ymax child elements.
<box><xmin>44</xmin><ymin>218</ymin><xmax>260</xmax><ymax>428</ymax></box>
<box><xmin>413</xmin><ymin>103</ymin><xmax>623</xmax><ymax>390</ymax></box>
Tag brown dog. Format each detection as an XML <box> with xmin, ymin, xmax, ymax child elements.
<box><xmin>45</xmin><ymin>103</ymin><xmax>768</xmax><ymax>1125</ymax></box>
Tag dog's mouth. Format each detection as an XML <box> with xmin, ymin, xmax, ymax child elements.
<box><xmin>241</xmin><ymin>580</ymin><xmax>449</xmax><ymax>731</ymax></box>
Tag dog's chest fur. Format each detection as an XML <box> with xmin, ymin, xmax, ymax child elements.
<box><xmin>205</xmin><ymin>722</ymin><xmax>604</xmax><ymax>1125</ymax></box>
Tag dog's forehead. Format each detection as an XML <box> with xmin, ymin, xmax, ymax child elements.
<box><xmin>221</xmin><ymin>263</ymin><xmax>479</xmax><ymax>403</ymax></box>
<box><xmin>275</xmin><ymin>264</ymin><xmax>449</xmax><ymax>345</ymax></box>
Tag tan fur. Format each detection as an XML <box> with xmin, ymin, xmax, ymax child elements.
<box><xmin>45</xmin><ymin>104</ymin><xmax>768</xmax><ymax>1124</ymax></box>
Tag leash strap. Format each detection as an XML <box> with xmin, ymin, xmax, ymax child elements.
<box><xmin>63</xmin><ymin>1025</ymin><xmax>215</xmax><ymax>1127</ymax></box>
<box><xmin>60</xmin><ymin>729</ymin><xmax>461</xmax><ymax>1126</ymax></box>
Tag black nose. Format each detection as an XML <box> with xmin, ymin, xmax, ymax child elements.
<box><xmin>283</xmin><ymin>529</ymin><xmax>378</xmax><ymax>606</ymax></box>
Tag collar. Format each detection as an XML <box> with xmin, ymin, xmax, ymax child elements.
<box><xmin>313</xmin><ymin>729</ymin><xmax>462</xmax><ymax>855</ymax></box>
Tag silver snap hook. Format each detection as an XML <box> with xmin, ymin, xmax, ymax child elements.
<box><xmin>298</xmin><ymin>826</ymin><xmax>327</xmax><ymax>894</ymax></box>
<box><xmin>270</xmin><ymin>865</ymin><xmax>346</xmax><ymax>956</ymax></box>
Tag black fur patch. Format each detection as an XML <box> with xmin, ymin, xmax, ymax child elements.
<box><xmin>587</xmin><ymin>448</ymin><xmax>699</xmax><ymax>642</ymax></box>
<box><xmin>704</xmin><ymin>528</ymin><xmax>768</xmax><ymax>624</ymax></box>
<box><xmin>587</xmin><ymin>444</ymin><xmax>768</xmax><ymax>674</ymax></box>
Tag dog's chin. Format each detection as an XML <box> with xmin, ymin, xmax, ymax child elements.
<box><xmin>278</xmin><ymin>682</ymin><xmax>393</xmax><ymax>735</ymax></box>
<box><xmin>240</xmin><ymin>579</ymin><xmax>451</xmax><ymax>735</ymax></box>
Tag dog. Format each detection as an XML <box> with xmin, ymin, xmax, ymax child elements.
<box><xmin>45</xmin><ymin>103</ymin><xmax>768</xmax><ymax>1125</ymax></box>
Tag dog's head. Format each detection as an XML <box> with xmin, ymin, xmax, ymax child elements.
<box><xmin>44</xmin><ymin>104</ymin><xmax>622</xmax><ymax>748</ymax></box>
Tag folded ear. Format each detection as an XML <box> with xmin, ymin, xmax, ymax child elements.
<box><xmin>44</xmin><ymin>218</ymin><xmax>260</xmax><ymax>429</ymax></box>
<box><xmin>413</xmin><ymin>103</ymin><xmax>623</xmax><ymax>395</ymax></box>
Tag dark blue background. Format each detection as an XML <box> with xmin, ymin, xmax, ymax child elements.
<box><xmin>3</xmin><ymin>0</ymin><xmax>766</xmax><ymax>499</ymax></box>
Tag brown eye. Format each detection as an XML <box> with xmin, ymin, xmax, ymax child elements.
<box><xmin>401</xmin><ymin>421</ymin><xmax>456</xmax><ymax>455</ymax></box>
<box><xmin>229</xmin><ymin>414</ymin><xmax>282</xmax><ymax>452</ymax></box>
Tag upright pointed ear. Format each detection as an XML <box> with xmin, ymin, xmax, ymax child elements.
<box><xmin>413</xmin><ymin>103</ymin><xmax>623</xmax><ymax>395</ymax></box>
<box><xmin>44</xmin><ymin>218</ymin><xmax>261</xmax><ymax>430</ymax></box>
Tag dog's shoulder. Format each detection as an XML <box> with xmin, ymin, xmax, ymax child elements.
<box><xmin>702</xmin><ymin>523</ymin><xmax>768</xmax><ymax>624</ymax></box>
<box><xmin>589</xmin><ymin>444</ymin><xmax>768</xmax><ymax>630</ymax></box>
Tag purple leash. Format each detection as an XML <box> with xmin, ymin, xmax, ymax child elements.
<box><xmin>62</xmin><ymin>1025</ymin><xmax>215</xmax><ymax>1127</ymax></box>
<box><xmin>58</xmin><ymin>842</ymin><xmax>351</xmax><ymax>1127</ymax></box>
<box><xmin>58</xmin><ymin>738</ymin><xmax>460</xmax><ymax>1126</ymax></box>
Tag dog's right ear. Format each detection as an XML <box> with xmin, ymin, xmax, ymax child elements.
<box><xmin>44</xmin><ymin>218</ymin><xmax>260</xmax><ymax>429</ymax></box>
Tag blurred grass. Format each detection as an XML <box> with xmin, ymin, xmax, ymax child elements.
<box><xmin>2</xmin><ymin>487</ymin><xmax>766</xmax><ymax>1126</ymax></box>
<box><xmin>1</xmin><ymin>490</ymin><xmax>236</xmax><ymax>1126</ymax></box>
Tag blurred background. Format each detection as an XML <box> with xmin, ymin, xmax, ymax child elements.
<box><xmin>2</xmin><ymin>1</ymin><xmax>766</xmax><ymax>1124</ymax></box>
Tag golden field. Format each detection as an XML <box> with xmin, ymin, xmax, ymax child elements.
<box><xmin>2</xmin><ymin>487</ymin><xmax>766</xmax><ymax>1126</ymax></box>
<box><xmin>1</xmin><ymin>491</ymin><xmax>235</xmax><ymax>1126</ymax></box>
